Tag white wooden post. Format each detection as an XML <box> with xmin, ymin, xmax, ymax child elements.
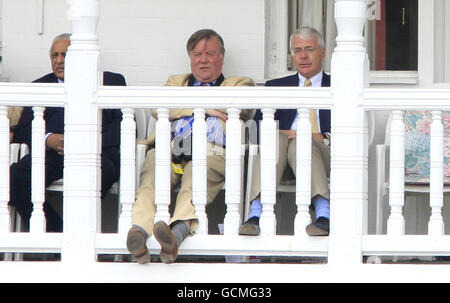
<box><xmin>192</xmin><ymin>108</ymin><xmax>207</xmax><ymax>235</ymax></box>
<box><xmin>224</xmin><ymin>108</ymin><xmax>242</xmax><ymax>235</ymax></box>
<box><xmin>154</xmin><ymin>108</ymin><xmax>171</xmax><ymax>223</ymax></box>
<box><xmin>118</xmin><ymin>108</ymin><xmax>136</xmax><ymax>234</ymax></box>
<box><xmin>387</xmin><ymin>110</ymin><xmax>405</xmax><ymax>235</ymax></box>
<box><xmin>260</xmin><ymin>108</ymin><xmax>276</xmax><ymax>236</ymax></box>
<box><xmin>328</xmin><ymin>0</ymin><xmax>369</xmax><ymax>265</ymax></box>
<box><xmin>62</xmin><ymin>0</ymin><xmax>101</xmax><ymax>263</ymax></box>
<box><xmin>30</xmin><ymin>106</ymin><xmax>46</xmax><ymax>233</ymax></box>
<box><xmin>294</xmin><ymin>108</ymin><xmax>312</xmax><ymax>235</ymax></box>
<box><xmin>428</xmin><ymin>110</ymin><xmax>444</xmax><ymax>235</ymax></box>
<box><xmin>0</xmin><ymin>106</ymin><xmax>10</xmax><ymax>232</ymax></box>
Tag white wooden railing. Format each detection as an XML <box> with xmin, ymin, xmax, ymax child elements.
<box><xmin>2</xmin><ymin>0</ymin><xmax>450</xmax><ymax>283</ymax></box>
<box><xmin>2</xmin><ymin>82</ymin><xmax>450</xmax><ymax>281</ymax></box>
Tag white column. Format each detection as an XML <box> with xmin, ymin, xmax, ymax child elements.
<box><xmin>29</xmin><ymin>106</ymin><xmax>46</xmax><ymax>233</ymax></box>
<box><xmin>417</xmin><ymin>0</ymin><xmax>435</xmax><ymax>85</ymax></box>
<box><xmin>118</xmin><ymin>108</ymin><xmax>136</xmax><ymax>234</ymax></box>
<box><xmin>154</xmin><ymin>108</ymin><xmax>171</xmax><ymax>223</ymax></box>
<box><xmin>62</xmin><ymin>0</ymin><xmax>101</xmax><ymax>264</ymax></box>
<box><xmin>260</xmin><ymin>108</ymin><xmax>276</xmax><ymax>236</ymax></box>
<box><xmin>387</xmin><ymin>111</ymin><xmax>405</xmax><ymax>235</ymax></box>
<box><xmin>192</xmin><ymin>109</ymin><xmax>207</xmax><ymax>235</ymax></box>
<box><xmin>428</xmin><ymin>110</ymin><xmax>444</xmax><ymax>235</ymax></box>
<box><xmin>294</xmin><ymin>108</ymin><xmax>312</xmax><ymax>235</ymax></box>
<box><xmin>0</xmin><ymin>106</ymin><xmax>10</xmax><ymax>232</ymax></box>
<box><xmin>224</xmin><ymin>108</ymin><xmax>242</xmax><ymax>235</ymax></box>
<box><xmin>328</xmin><ymin>0</ymin><xmax>369</xmax><ymax>265</ymax></box>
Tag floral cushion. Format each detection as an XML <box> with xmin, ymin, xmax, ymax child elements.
<box><xmin>404</xmin><ymin>111</ymin><xmax>450</xmax><ymax>184</ymax></box>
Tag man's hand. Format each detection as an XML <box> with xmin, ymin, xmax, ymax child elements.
<box><xmin>312</xmin><ymin>133</ymin><xmax>325</xmax><ymax>144</ymax></box>
<box><xmin>281</xmin><ymin>130</ymin><xmax>329</xmax><ymax>144</ymax></box>
<box><xmin>46</xmin><ymin>134</ymin><xmax>64</xmax><ymax>155</ymax></box>
<box><xmin>280</xmin><ymin>129</ymin><xmax>297</xmax><ymax>140</ymax></box>
<box><xmin>206</xmin><ymin>109</ymin><xmax>228</xmax><ymax>122</ymax></box>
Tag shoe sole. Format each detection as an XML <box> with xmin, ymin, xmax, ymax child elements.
<box><xmin>126</xmin><ymin>229</ymin><xmax>151</xmax><ymax>264</ymax></box>
<box><xmin>305</xmin><ymin>224</ymin><xmax>329</xmax><ymax>236</ymax></box>
<box><xmin>153</xmin><ymin>221</ymin><xmax>178</xmax><ymax>264</ymax></box>
<box><xmin>239</xmin><ymin>224</ymin><xmax>260</xmax><ymax>236</ymax></box>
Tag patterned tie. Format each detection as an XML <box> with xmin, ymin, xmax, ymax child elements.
<box><xmin>305</xmin><ymin>79</ymin><xmax>319</xmax><ymax>133</ymax></box>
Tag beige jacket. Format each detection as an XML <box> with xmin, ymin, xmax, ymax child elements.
<box><xmin>141</xmin><ymin>73</ymin><xmax>255</xmax><ymax>145</ymax></box>
<box><xmin>8</xmin><ymin>106</ymin><xmax>24</xmax><ymax>128</ymax></box>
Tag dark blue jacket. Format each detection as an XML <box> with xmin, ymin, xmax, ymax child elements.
<box><xmin>12</xmin><ymin>71</ymin><xmax>125</xmax><ymax>152</ymax></box>
<box><xmin>252</xmin><ymin>72</ymin><xmax>331</xmax><ymax>143</ymax></box>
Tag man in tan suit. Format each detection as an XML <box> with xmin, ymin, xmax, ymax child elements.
<box><xmin>127</xmin><ymin>29</ymin><xmax>254</xmax><ymax>264</ymax></box>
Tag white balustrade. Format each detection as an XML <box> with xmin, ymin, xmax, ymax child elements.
<box><xmin>429</xmin><ymin>110</ymin><xmax>444</xmax><ymax>235</ymax></box>
<box><xmin>154</xmin><ymin>108</ymin><xmax>171</xmax><ymax>223</ymax></box>
<box><xmin>294</xmin><ymin>108</ymin><xmax>313</xmax><ymax>235</ymax></box>
<box><xmin>259</xmin><ymin>108</ymin><xmax>277</xmax><ymax>236</ymax></box>
<box><xmin>192</xmin><ymin>108</ymin><xmax>208</xmax><ymax>235</ymax></box>
<box><xmin>328</xmin><ymin>0</ymin><xmax>368</xmax><ymax>265</ymax></box>
<box><xmin>223</xmin><ymin>108</ymin><xmax>242</xmax><ymax>235</ymax></box>
<box><xmin>62</xmin><ymin>0</ymin><xmax>101</xmax><ymax>263</ymax></box>
<box><xmin>0</xmin><ymin>106</ymin><xmax>10</xmax><ymax>232</ymax></box>
<box><xmin>118</xmin><ymin>108</ymin><xmax>136</xmax><ymax>234</ymax></box>
<box><xmin>387</xmin><ymin>110</ymin><xmax>406</xmax><ymax>235</ymax></box>
<box><xmin>2</xmin><ymin>0</ymin><xmax>450</xmax><ymax>283</ymax></box>
<box><xmin>29</xmin><ymin>106</ymin><xmax>46</xmax><ymax>233</ymax></box>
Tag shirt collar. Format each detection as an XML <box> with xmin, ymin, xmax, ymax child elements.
<box><xmin>297</xmin><ymin>70</ymin><xmax>323</xmax><ymax>87</ymax></box>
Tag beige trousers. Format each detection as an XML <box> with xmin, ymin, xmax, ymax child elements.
<box><xmin>131</xmin><ymin>143</ymin><xmax>225</xmax><ymax>236</ymax></box>
<box><xmin>249</xmin><ymin>131</ymin><xmax>330</xmax><ymax>203</ymax></box>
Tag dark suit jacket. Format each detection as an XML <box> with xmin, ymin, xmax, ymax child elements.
<box><xmin>12</xmin><ymin>71</ymin><xmax>125</xmax><ymax>153</ymax></box>
<box><xmin>253</xmin><ymin>72</ymin><xmax>331</xmax><ymax>143</ymax></box>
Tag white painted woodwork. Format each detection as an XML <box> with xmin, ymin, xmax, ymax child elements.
<box><xmin>387</xmin><ymin>111</ymin><xmax>406</xmax><ymax>235</ymax></box>
<box><xmin>428</xmin><ymin>111</ymin><xmax>444</xmax><ymax>235</ymax></box>
<box><xmin>327</xmin><ymin>0</ymin><xmax>369</xmax><ymax>265</ymax></box>
<box><xmin>118</xmin><ymin>108</ymin><xmax>135</xmax><ymax>234</ymax></box>
<box><xmin>0</xmin><ymin>106</ymin><xmax>10</xmax><ymax>232</ymax></box>
<box><xmin>223</xmin><ymin>108</ymin><xmax>242</xmax><ymax>235</ymax></box>
<box><xmin>154</xmin><ymin>108</ymin><xmax>171</xmax><ymax>224</ymax></box>
<box><xmin>1</xmin><ymin>0</ymin><xmax>450</xmax><ymax>283</ymax></box>
<box><xmin>61</xmin><ymin>0</ymin><xmax>101</xmax><ymax>264</ymax></box>
<box><xmin>294</xmin><ymin>108</ymin><xmax>312</xmax><ymax>236</ymax></box>
<box><xmin>259</xmin><ymin>108</ymin><xmax>277</xmax><ymax>236</ymax></box>
<box><xmin>192</xmin><ymin>108</ymin><xmax>207</xmax><ymax>235</ymax></box>
<box><xmin>29</xmin><ymin>106</ymin><xmax>46</xmax><ymax>233</ymax></box>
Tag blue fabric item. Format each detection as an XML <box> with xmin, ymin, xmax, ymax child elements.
<box><xmin>172</xmin><ymin>115</ymin><xmax>225</xmax><ymax>147</ymax></box>
<box><xmin>248</xmin><ymin>199</ymin><xmax>263</xmax><ymax>218</ymax></box>
<box><xmin>313</xmin><ymin>197</ymin><xmax>330</xmax><ymax>219</ymax></box>
<box><xmin>173</xmin><ymin>116</ymin><xmax>194</xmax><ymax>139</ymax></box>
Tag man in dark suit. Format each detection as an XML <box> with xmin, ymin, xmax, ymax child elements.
<box><xmin>240</xmin><ymin>26</ymin><xmax>331</xmax><ymax>236</ymax></box>
<box><xmin>9</xmin><ymin>33</ymin><xmax>125</xmax><ymax>232</ymax></box>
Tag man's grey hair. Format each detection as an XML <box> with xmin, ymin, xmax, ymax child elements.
<box><xmin>186</xmin><ymin>29</ymin><xmax>225</xmax><ymax>56</ymax></box>
<box><xmin>50</xmin><ymin>33</ymin><xmax>71</xmax><ymax>54</ymax></box>
<box><xmin>289</xmin><ymin>26</ymin><xmax>325</xmax><ymax>55</ymax></box>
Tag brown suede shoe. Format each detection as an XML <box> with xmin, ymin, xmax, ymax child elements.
<box><xmin>153</xmin><ymin>220</ymin><xmax>179</xmax><ymax>264</ymax></box>
<box><xmin>126</xmin><ymin>227</ymin><xmax>151</xmax><ymax>264</ymax></box>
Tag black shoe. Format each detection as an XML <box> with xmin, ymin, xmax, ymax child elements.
<box><xmin>239</xmin><ymin>217</ymin><xmax>260</xmax><ymax>236</ymax></box>
<box><xmin>306</xmin><ymin>217</ymin><xmax>329</xmax><ymax>236</ymax></box>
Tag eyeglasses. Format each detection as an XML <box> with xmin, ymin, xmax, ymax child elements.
<box><xmin>292</xmin><ymin>47</ymin><xmax>318</xmax><ymax>55</ymax></box>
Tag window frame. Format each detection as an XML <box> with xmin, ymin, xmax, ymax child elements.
<box><xmin>265</xmin><ymin>0</ymin><xmax>444</xmax><ymax>86</ymax></box>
